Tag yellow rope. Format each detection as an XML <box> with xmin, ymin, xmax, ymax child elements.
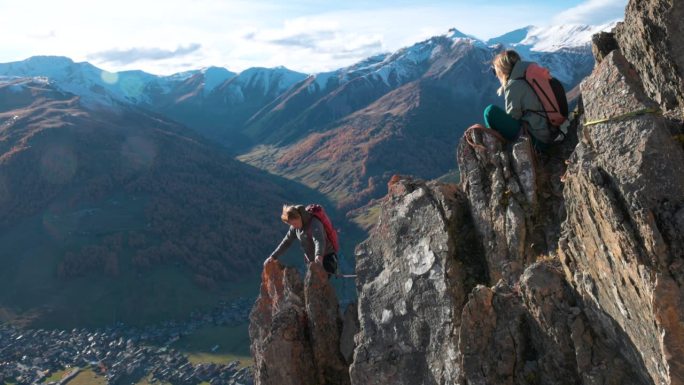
<box><xmin>583</xmin><ymin>108</ymin><xmax>661</xmax><ymax>127</ymax></box>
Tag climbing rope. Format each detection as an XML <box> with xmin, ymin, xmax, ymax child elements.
<box><xmin>333</xmin><ymin>252</ymin><xmax>356</xmax><ymax>310</ymax></box>
<box><xmin>583</xmin><ymin>107</ymin><xmax>661</xmax><ymax>127</ymax></box>
<box><xmin>336</xmin><ymin>274</ymin><xmax>357</xmax><ymax>278</ymax></box>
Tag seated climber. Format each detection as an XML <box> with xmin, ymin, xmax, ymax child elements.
<box><xmin>264</xmin><ymin>204</ymin><xmax>339</xmax><ymax>278</ymax></box>
<box><xmin>484</xmin><ymin>49</ymin><xmax>568</xmax><ymax>151</ymax></box>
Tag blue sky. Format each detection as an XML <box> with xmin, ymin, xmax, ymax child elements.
<box><xmin>0</xmin><ymin>0</ymin><xmax>627</xmax><ymax>75</ymax></box>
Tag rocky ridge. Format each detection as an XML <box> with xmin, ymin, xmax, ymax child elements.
<box><xmin>248</xmin><ymin>0</ymin><xmax>684</xmax><ymax>383</ymax></box>
<box><xmin>249</xmin><ymin>261</ymin><xmax>352</xmax><ymax>385</ymax></box>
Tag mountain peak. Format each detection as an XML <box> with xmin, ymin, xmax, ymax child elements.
<box><xmin>445</xmin><ymin>27</ymin><xmax>483</xmax><ymax>43</ymax></box>
<box><xmin>486</xmin><ymin>22</ymin><xmax>617</xmax><ymax>53</ymax></box>
<box><xmin>486</xmin><ymin>26</ymin><xmax>534</xmax><ymax>46</ymax></box>
<box><xmin>200</xmin><ymin>66</ymin><xmax>233</xmax><ymax>75</ymax></box>
<box><xmin>447</xmin><ymin>28</ymin><xmax>470</xmax><ymax>39</ymax></box>
<box><xmin>226</xmin><ymin>66</ymin><xmax>307</xmax><ymax>94</ymax></box>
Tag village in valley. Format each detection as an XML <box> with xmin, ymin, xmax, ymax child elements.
<box><xmin>0</xmin><ymin>298</ymin><xmax>254</xmax><ymax>385</ymax></box>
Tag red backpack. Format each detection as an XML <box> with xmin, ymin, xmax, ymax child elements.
<box><xmin>522</xmin><ymin>63</ymin><xmax>569</xmax><ymax>128</ymax></box>
<box><xmin>305</xmin><ymin>204</ymin><xmax>340</xmax><ymax>252</ymax></box>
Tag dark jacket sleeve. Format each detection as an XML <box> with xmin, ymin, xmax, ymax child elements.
<box><xmin>310</xmin><ymin>218</ymin><xmax>327</xmax><ymax>258</ymax></box>
<box><xmin>269</xmin><ymin>227</ymin><xmax>296</xmax><ymax>259</ymax></box>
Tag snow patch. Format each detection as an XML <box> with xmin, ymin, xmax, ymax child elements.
<box><xmin>515</xmin><ymin>22</ymin><xmax>617</xmax><ymax>53</ymax></box>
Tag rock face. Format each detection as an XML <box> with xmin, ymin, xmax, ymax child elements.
<box><xmin>304</xmin><ymin>263</ymin><xmax>351</xmax><ymax>385</ymax></box>
<box><xmin>458</xmin><ymin>129</ymin><xmax>570</xmax><ymax>284</ymax></box>
<box><xmin>460</xmin><ymin>262</ymin><xmax>645</xmax><ymax>385</ymax></box>
<box><xmin>561</xmin><ymin>47</ymin><xmax>684</xmax><ymax>385</ymax></box>
<box><xmin>591</xmin><ymin>32</ymin><xmax>618</xmax><ymax>64</ymax></box>
<box><xmin>249</xmin><ymin>262</ymin><xmax>317</xmax><ymax>385</ymax></box>
<box><xmin>339</xmin><ymin>304</ymin><xmax>359</xmax><ymax>365</ymax></box>
<box><xmin>249</xmin><ymin>261</ymin><xmax>350</xmax><ymax>385</ymax></box>
<box><xmin>351</xmin><ymin>176</ymin><xmax>652</xmax><ymax>385</ymax></box>
<box><xmin>615</xmin><ymin>0</ymin><xmax>684</xmax><ymax>111</ymax></box>
<box><xmin>350</xmin><ymin>179</ymin><xmax>484</xmax><ymax>385</ymax></box>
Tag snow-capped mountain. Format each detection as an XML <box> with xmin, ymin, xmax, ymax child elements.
<box><xmin>0</xmin><ymin>56</ymin><xmax>305</xmax><ymax>148</ymax></box>
<box><xmin>217</xmin><ymin>66</ymin><xmax>307</xmax><ymax>104</ymax></box>
<box><xmin>243</xmin><ymin>22</ymin><xmax>606</xmax><ymax>146</ymax></box>
<box><xmin>300</xmin><ymin>27</ymin><xmax>482</xmax><ymax>95</ymax></box>
<box><xmin>486</xmin><ymin>26</ymin><xmax>534</xmax><ymax>46</ymax></box>
<box><xmin>0</xmin><ymin>56</ymin><xmax>139</xmax><ymax>106</ymax></box>
<box><xmin>261</xmin><ymin>23</ymin><xmax>605</xmax><ymax>122</ymax></box>
<box><xmin>242</xmin><ymin>29</ymin><xmax>495</xmax><ymax>145</ymax></box>
<box><xmin>0</xmin><ymin>21</ymin><xmax>622</xmax><ymax>200</ymax></box>
<box><xmin>492</xmin><ymin>23</ymin><xmax>618</xmax><ymax>53</ymax></box>
<box><xmin>0</xmin><ymin>56</ymin><xmax>239</xmax><ymax>105</ymax></box>
<box><xmin>485</xmin><ymin>23</ymin><xmax>616</xmax><ymax>85</ymax></box>
<box><xmin>0</xmin><ymin>22</ymin><xmax>608</xmax><ymax>106</ymax></box>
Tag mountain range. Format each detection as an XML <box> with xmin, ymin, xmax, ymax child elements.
<box><xmin>236</xmin><ymin>23</ymin><xmax>610</xmax><ymax>209</ymax></box>
<box><xmin>0</xmin><ymin>22</ymin><xmax>612</xmax><ymax>326</ymax></box>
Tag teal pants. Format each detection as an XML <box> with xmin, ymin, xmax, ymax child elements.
<box><xmin>483</xmin><ymin>104</ymin><xmax>520</xmax><ymax>141</ymax></box>
<box><xmin>483</xmin><ymin>104</ymin><xmax>549</xmax><ymax>151</ymax></box>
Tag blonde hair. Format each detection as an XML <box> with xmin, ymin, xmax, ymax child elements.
<box><xmin>492</xmin><ymin>50</ymin><xmax>521</xmax><ymax>96</ymax></box>
<box><xmin>281</xmin><ymin>204</ymin><xmax>301</xmax><ymax>223</ymax></box>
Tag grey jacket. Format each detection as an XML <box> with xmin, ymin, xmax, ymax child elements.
<box><xmin>504</xmin><ymin>61</ymin><xmax>553</xmax><ymax>143</ymax></box>
<box><xmin>269</xmin><ymin>205</ymin><xmax>335</xmax><ymax>261</ymax></box>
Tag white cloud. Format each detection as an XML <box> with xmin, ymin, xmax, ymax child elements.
<box><xmin>237</xmin><ymin>15</ymin><xmax>387</xmax><ymax>72</ymax></box>
<box><xmin>0</xmin><ymin>0</ymin><xmax>629</xmax><ymax>75</ymax></box>
<box><xmin>552</xmin><ymin>0</ymin><xmax>628</xmax><ymax>25</ymax></box>
<box><xmin>27</xmin><ymin>30</ymin><xmax>57</xmax><ymax>39</ymax></box>
<box><xmin>88</xmin><ymin>44</ymin><xmax>202</xmax><ymax>65</ymax></box>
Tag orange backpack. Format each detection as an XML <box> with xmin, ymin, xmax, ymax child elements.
<box><xmin>521</xmin><ymin>63</ymin><xmax>569</xmax><ymax>137</ymax></box>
